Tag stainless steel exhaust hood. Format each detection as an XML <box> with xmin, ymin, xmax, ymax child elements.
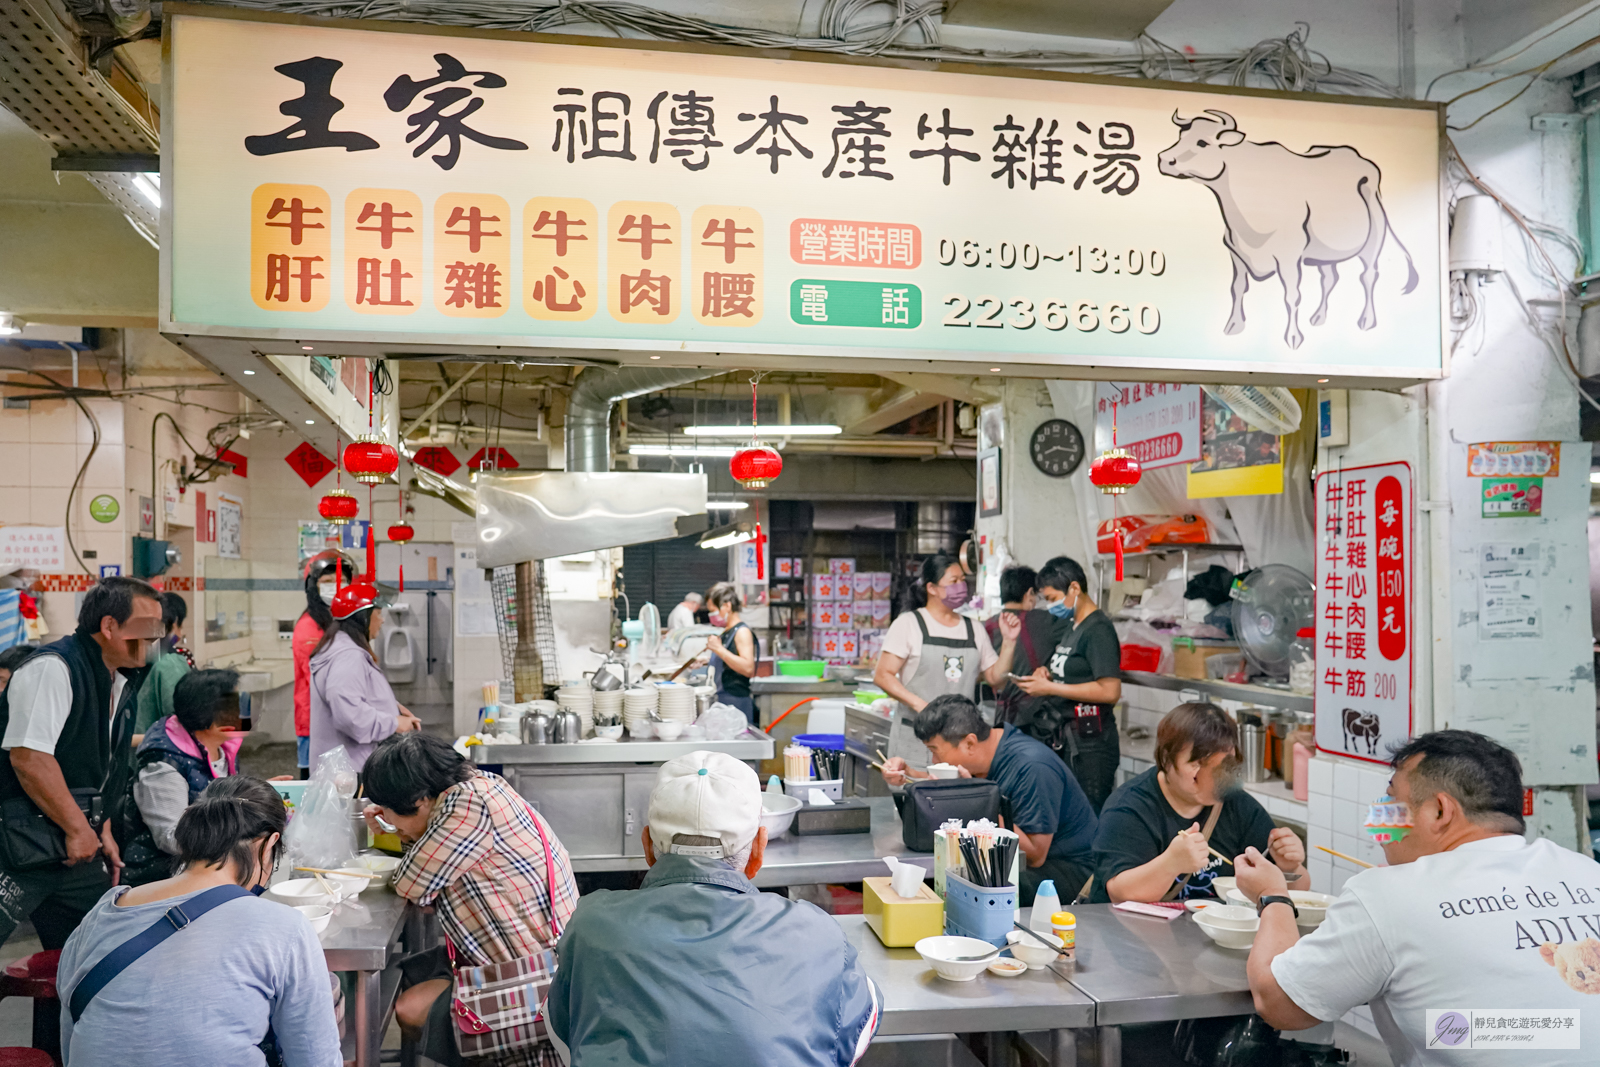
<box><xmin>473</xmin><ymin>470</ymin><xmax>708</xmax><ymax>566</ymax></box>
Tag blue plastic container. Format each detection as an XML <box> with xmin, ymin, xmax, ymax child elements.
<box><xmin>791</xmin><ymin>733</ymin><xmax>846</xmax><ymax>751</ymax></box>
<box><xmin>943</xmin><ymin>871</ymin><xmax>1017</xmax><ymax>947</ymax></box>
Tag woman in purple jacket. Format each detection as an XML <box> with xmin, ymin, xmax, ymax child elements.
<box><xmin>308</xmin><ymin>582</ymin><xmax>421</xmax><ymax>775</ymax></box>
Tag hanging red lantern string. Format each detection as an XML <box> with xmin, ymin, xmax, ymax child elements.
<box><xmin>730</xmin><ymin>374</ymin><xmax>783</xmax><ymax>490</ymax></box>
<box><xmin>1088</xmin><ymin>397</ymin><xmax>1143</xmax><ymax>581</ymax></box>
<box><xmin>751</xmin><ymin>500</ymin><xmax>765</xmax><ymax>581</ymax></box>
<box><xmin>318</xmin><ymin>428</ymin><xmax>357</xmax><ymax>594</ymax></box>
<box><xmin>389</xmin><ymin>488</ymin><xmax>415</xmax><ymax>592</ymax></box>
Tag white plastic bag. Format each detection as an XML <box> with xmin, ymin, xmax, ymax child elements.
<box><xmin>285</xmin><ymin>745</ymin><xmax>359</xmax><ymax>871</ymax></box>
<box><xmin>696</xmin><ymin>703</ymin><xmax>751</xmax><ymax>740</ymax></box>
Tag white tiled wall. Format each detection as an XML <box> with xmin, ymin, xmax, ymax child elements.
<box><xmin>1306</xmin><ymin>753</ymin><xmax>1391</xmax><ymax>894</ymax></box>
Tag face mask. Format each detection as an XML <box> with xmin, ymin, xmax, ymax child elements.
<box><xmin>319</xmin><ymin>583</ymin><xmax>336</xmax><ymax>604</ymax></box>
<box><xmin>939</xmin><ymin>582</ymin><xmax>969</xmax><ymax>610</ymax></box>
<box><xmin>710</xmin><ymin>612</ymin><xmax>728</xmax><ymax>628</ymax></box>
<box><xmin>1045</xmin><ymin>597</ymin><xmax>1071</xmax><ymax>619</ymax></box>
<box><xmin>1364</xmin><ymin>795</ymin><xmax>1413</xmax><ymax>844</ymax></box>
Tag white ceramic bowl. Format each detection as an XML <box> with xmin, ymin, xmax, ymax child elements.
<box><xmin>595</xmin><ymin>724</ymin><xmax>624</xmax><ymax>740</ymax></box>
<box><xmin>294</xmin><ymin>904</ymin><xmax>333</xmax><ymax>934</ymax></box>
<box><xmin>926</xmin><ymin>763</ymin><xmax>961</xmax><ymax>779</ymax></box>
<box><xmin>987</xmin><ymin>958</ymin><xmax>1028</xmax><ymax>978</ymax></box>
<box><xmin>329</xmin><ymin>868</ymin><xmax>373</xmax><ymax>898</ymax></box>
<box><xmin>1211</xmin><ymin>877</ymin><xmax>1237</xmax><ymax>898</ymax></box>
<box><xmin>1289</xmin><ymin>891</ymin><xmax>1335</xmax><ymax>927</ymax></box>
<box><xmin>915</xmin><ymin>936</ymin><xmax>1001</xmax><ymax>982</ymax></box>
<box><xmin>1194</xmin><ymin>908</ymin><xmax>1258</xmax><ymax>950</ymax></box>
<box><xmin>1197</xmin><ymin>904</ymin><xmax>1259</xmax><ymax>931</ymax></box>
<box><xmin>1006</xmin><ymin>930</ymin><xmax>1062</xmax><ymax>969</ymax></box>
<box><xmin>268</xmin><ymin>878</ymin><xmax>336</xmax><ymax>908</ymax></box>
<box><xmin>759</xmin><ymin>791</ymin><xmax>803</xmax><ymax>839</ymax></box>
<box><xmin>654</xmin><ymin>722</ymin><xmax>685</xmax><ymax>741</ymax></box>
<box><xmin>351</xmin><ymin>853</ymin><xmax>401</xmax><ymax>885</ymax></box>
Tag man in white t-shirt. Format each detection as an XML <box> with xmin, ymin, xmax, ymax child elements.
<box><xmin>666</xmin><ymin>592</ymin><xmax>703</xmax><ymax>633</ymax></box>
<box><xmin>1237</xmin><ymin>730</ymin><xmax>1600</xmax><ymax>1067</ymax></box>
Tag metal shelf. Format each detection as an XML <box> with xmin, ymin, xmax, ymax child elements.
<box><xmin>1121</xmin><ymin>670</ymin><xmax>1313</xmax><ymax>713</ymax></box>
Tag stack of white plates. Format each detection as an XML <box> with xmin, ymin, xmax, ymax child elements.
<box><xmin>592</xmin><ymin>689</ymin><xmax>624</xmax><ymax>727</ymax></box>
<box><xmin>655</xmin><ymin>682</ymin><xmax>696</xmax><ymax>724</ymax></box>
<box><xmin>556</xmin><ymin>686</ymin><xmax>594</xmax><ymax>737</ymax></box>
<box><xmin>623</xmin><ymin>687</ymin><xmax>658</xmax><ymax>735</ymax></box>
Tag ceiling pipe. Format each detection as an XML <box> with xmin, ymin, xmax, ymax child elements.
<box><xmin>565</xmin><ymin>366</ymin><xmax>717</xmax><ymax>472</ymax></box>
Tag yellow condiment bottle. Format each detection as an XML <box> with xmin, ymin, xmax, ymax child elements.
<box><xmin>1051</xmin><ymin>911</ymin><xmax>1077</xmax><ymax>959</ymax></box>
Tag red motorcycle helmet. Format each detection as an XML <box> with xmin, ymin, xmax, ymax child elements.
<box><xmin>329</xmin><ymin>582</ymin><xmax>380</xmax><ymax>621</ymax></box>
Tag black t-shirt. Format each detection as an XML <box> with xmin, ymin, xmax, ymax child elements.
<box><xmin>1046</xmin><ymin>609</ymin><xmax>1121</xmax><ymax>690</ymax></box>
<box><xmin>989</xmin><ymin>609</ymin><xmax>1064</xmax><ymax>728</ymax></box>
<box><xmin>1089</xmin><ymin>766</ymin><xmax>1277</xmax><ymax>903</ymax></box>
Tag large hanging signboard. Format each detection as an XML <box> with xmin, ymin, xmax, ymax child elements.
<box><xmin>163</xmin><ymin>7</ymin><xmax>1444</xmax><ymax>381</ymax></box>
<box><xmin>1314</xmin><ymin>462</ymin><xmax>1413</xmax><ymax>764</ymax></box>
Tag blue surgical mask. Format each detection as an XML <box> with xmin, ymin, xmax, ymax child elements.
<box><xmin>1045</xmin><ymin>598</ymin><xmax>1071</xmax><ymax>619</ymax></box>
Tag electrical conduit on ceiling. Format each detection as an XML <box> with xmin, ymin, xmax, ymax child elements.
<box><xmin>564</xmin><ymin>366</ymin><xmax>718</xmax><ymax>472</ymax></box>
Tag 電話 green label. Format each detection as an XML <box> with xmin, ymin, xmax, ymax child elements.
<box><xmin>790</xmin><ymin>280</ymin><xmax>921</xmax><ymax>329</ymax></box>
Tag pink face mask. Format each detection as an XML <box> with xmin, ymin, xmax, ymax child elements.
<box><xmin>710</xmin><ymin>612</ymin><xmax>728</xmax><ymax>628</ymax></box>
<box><xmin>939</xmin><ymin>582</ymin><xmax>969</xmax><ymax>610</ymax></box>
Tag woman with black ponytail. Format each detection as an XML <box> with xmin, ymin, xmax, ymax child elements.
<box><xmin>58</xmin><ymin>777</ymin><xmax>342</xmax><ymax>1066</ymax></box>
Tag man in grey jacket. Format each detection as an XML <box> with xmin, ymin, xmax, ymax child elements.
<box><xmin>546</xmin><ymin>751</ymin><xmax>881</xmax><ymax>1066</ymax></box>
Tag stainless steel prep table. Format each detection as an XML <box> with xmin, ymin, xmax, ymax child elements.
<box><xmin>474</xmin><ymin>735</ymin><xmax>775</xmax><ymax>871</ymax></box>
<box><xmin>317</xmin><ymin>884</ymin><xmax>429</xmax><ymax>1067</ymax></box>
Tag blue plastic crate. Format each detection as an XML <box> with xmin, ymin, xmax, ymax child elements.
<box><xmin>942</xmin><ymin>871</ymin><xmax>1016</xmax><ymax>947</ymax></box>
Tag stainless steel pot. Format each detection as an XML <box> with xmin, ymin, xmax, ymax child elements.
<box><xmin>552</xmin><ymin>709</ymin><xmax>583</xmax><ymax>743</ymax></box>
<box><xmin>521</xmin><ymin>710</ymin><xmax>552</xmax><ymax>744</ymax></box>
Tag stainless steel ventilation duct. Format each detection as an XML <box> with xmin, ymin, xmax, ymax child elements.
<box><xmin>565</xmin><ymin>366</ymin><xmax>715</xmax><ymax>472</ymax></box>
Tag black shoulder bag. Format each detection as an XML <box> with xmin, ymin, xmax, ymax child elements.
<box><xmin>897</xmin><ymin>778</ymin><xmax>1001</xmax><ymax>852</ymax></box>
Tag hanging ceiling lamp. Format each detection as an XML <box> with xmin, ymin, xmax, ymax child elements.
<box><xmin>1089</xmin><ymin>399</ymin><xmax>1143</xmax><ymax>581</ymax></box>
<box><xmin>729</xmin><ymin>375</ymin><xmax>783</xmax><ymax>490</ymax></box>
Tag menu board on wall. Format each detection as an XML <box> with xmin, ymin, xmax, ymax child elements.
<box><xmin>1313</xmin><ymin>461</ymin><xmax>1412</xmax><ymax>764</ymax></box>
<box><xmin>164</xmin><ymin>7</ymin><xmax>1444</xmax><ymax>382</ymax></box>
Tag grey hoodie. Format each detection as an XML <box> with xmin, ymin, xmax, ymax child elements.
<box><xmin>308</xmin><ymin>629</ymin><xmax>398</xmax><ymax>774</ymax></box>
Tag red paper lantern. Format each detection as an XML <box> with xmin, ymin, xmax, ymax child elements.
<box><xmin>387</xmin><ymin>523</ymin><xmax>415</xmax><ymax>544</ymax></box>
<box><xmin>343</xmin><ymin>435</ymin><xmax>399</xmax><ymax>486</ymax></box>
<box><xmin>318</xmin><ymin>489</ymin><xmax>359</xmax><ymax>525</ymax></box>
<box><xmin>1089</xmin><ymin>448</ymin><xmax>1142</xmax><ymax>495</ymax></box>
<box><xmin>729</xmin><ymin>445</ymin><xmax>782</xmax><ymax>489</ymax></box>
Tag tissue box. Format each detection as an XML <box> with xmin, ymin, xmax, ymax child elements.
<box><xmin>833</xmin><ymin>606</ymin><xmax>853</xmax><ymax>630</ymax></box>
<box><xmin>863</xmin><ymin>876</ymin><xmax>944</xmax><ymax>947</ymax></box>
<box><xmin>833</xmin><ymin>575</ymin><xmax>854</xmax><ymax>601</ymax></box>
<box><xmin>813</xmin><ymin>574</ymin><xmax>836</xmax><ymax>601</ymax></box>
<box><xmin>815</xmin><ymin>631</ymin><xmax>840</xmax><ymax>658</ymax></box>
<box><xmin>869</xmin><ymin>571</ymin><xmax>892</xmax><ymax>597</ymax></box>
<box><xmin>795</xmin><ymin>798</ymin><xmax>872</xmax><ymax>835</ymax></box>
<box><xmin>775</xmin><ymin>558</ymin><xmax>794</xmax><ymax>579</ymax></box>
<box><xmin>813</xmin><ymin>604</ymin><xmax>836</xmax><ymax>628</ymax></box>
<box><xmin>838</xmin><ymin>631</ymin><xmax>859</xmax><ymax>659</ymax></box>
<box><xmin>830</xmin><ymin>557</ymin><xmax>856</xmax><ymax>576</ymax></box>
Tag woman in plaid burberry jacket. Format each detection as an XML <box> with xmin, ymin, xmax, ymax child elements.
<box><xmin>364</xmin><ymin>733</ymin><xmax>579</xmax><ymax>1067</ymax></box>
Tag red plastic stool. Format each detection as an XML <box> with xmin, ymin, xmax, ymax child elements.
<box><xmin>0</xmin><ymin>1049</ymin><xmax>53</xmax><ymax>1067</ymax></box>
<box><xmin>0</xmin><ymin>951</ymin><xmax>59</xmax><ymax>1061</ymax></box>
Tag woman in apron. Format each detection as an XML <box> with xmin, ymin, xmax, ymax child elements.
<box><xmin>874</xmin><ymin>553</ymin><xmax>1019</xmax><ymax>785</ymax></box>
<box><xmin>704</xmin><ymin>582</ymin><xmax>757</xmax><ymax>723</ymax></box>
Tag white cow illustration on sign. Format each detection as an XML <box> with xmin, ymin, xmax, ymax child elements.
<box><xmin>1157</xmin><ymin>109</ymin><xmax>1418</xmax><ymax>349</ymax></box>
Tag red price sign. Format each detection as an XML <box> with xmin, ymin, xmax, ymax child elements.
<box><xmin>285</xmin><ymin>442</ymin><xmax>337</xmax><ymax>487</ymax></box>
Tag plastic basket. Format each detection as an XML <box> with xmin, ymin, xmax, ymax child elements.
<box><xmin>792</xmin><ymin>732</ymin><xmax>846</xmax><ymax>751</ymax></box>
<box><xmin>1120</xmin><ymin>644</ymin><xmax>1162</xmax><ymax>672</ymax></box>
<box><xmin>942</xmin><ymin>871</ymin><xmax>1017</xmax><ymax>947</ymax></box>
<box><xmin>777</xmin><ymin>660</ymin><xmax>827</xmax><ymax>677</ymax></box>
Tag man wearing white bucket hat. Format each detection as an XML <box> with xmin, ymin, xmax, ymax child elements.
<box><xmin>545</xmin><ymin>751</ymin><xmax>880</xmax><ymax>1066</ymax></box>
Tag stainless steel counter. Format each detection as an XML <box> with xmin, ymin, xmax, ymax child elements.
<box><xmin>1121</xmin><ymin>671</ymin><xmax>1313</xmax><ymax>714</ymax></box>
<box><xmin>755</xmin><ymin>796</ymin><xmax>929</xmax><ymax>887</ymax></box>
<box><xmin>1046</xmin><ymin>904</ymin><xmax>1254</xmax><ymax>1025</ymax></box>
<box><xmin>471</xmin><ymin>734</ymin><xmax>775</xmax><ymax>765</ymax></box>
<box><xmin>307</xmin><ymin>883</ymin><xmax>429</xmax><ymax>1067</ymax></box>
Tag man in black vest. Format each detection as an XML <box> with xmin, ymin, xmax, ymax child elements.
<box><xmin>0</xmin><ymin>576</ymin><xmax>161</xmax><ymax>949</ymax></box>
